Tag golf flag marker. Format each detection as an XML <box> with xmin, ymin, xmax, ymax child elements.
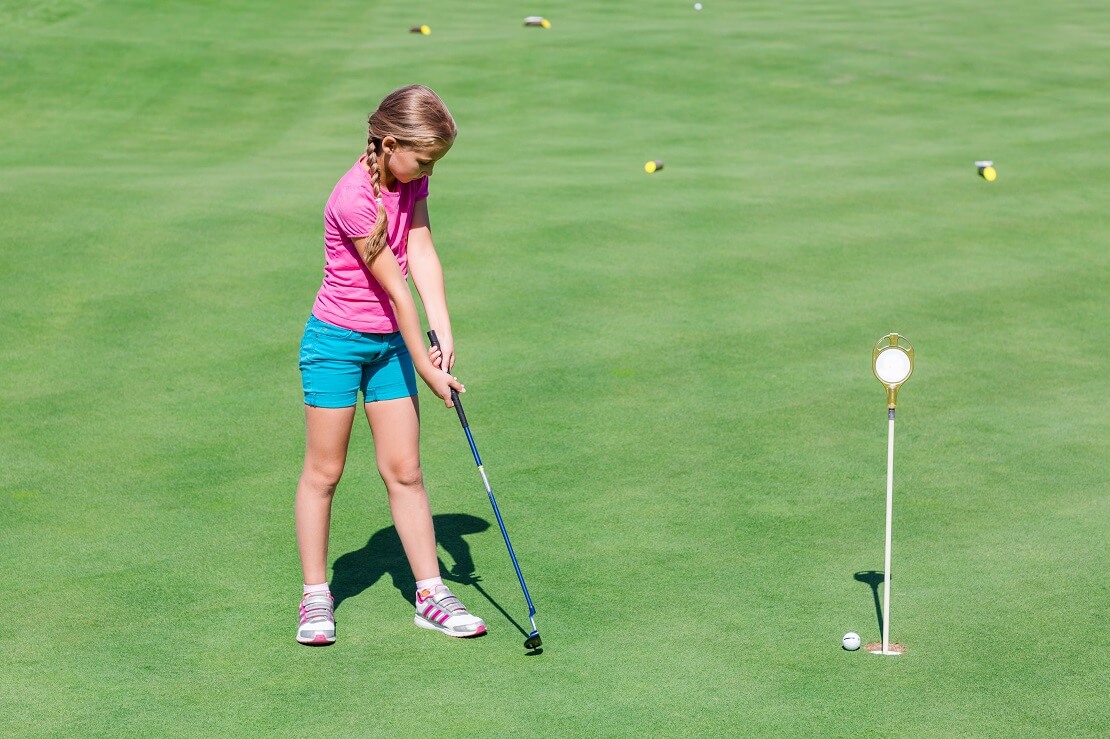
<box><xmin>870</xmin><ymin>333</ymin><xmax>914</xmax><ymax>656</ymax></box>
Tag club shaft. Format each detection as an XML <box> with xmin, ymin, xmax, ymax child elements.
<box><xmin>883</xmin><ymin>409</ymin><xmax>895</xmax><ymax>653</ymax></box>
<box><xmin>427</xmin><ymin>331</ymin><xmax>539</xmax><ymax>634</ymax></box>
<box><xmin>462</xmin><ymin>424</ymin><xmax>537</xmax><ymax>616</ymax></box>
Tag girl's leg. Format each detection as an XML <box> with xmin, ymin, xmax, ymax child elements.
<box><xmin>367</xmin><ymin>395</ymin><xmax>487</xmax><ymax>637</ymax></box>
<box><xmin>364</xmin><ymin>396</ymin><xmax>440</xmax><ymax>581</ymax></box>
<box><xmin>295</xmin><ymin>405</ymin><xmax>357</xmax><ymax>585</ymax></box>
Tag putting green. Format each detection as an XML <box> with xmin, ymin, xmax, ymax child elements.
<box><xmin>1</xmin><ymin>1</ymin><xmax>1106</xmax><ymax>735</ymax></box>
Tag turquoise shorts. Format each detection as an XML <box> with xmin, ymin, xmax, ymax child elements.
<box><xmin>299</xmin><ymin>314</ymin><xmax>418</xmax><ymax>408</ymax></box>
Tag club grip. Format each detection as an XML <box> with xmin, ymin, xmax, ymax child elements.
<box><xmin>427</xmin><ymin>330</ymin><xmax>469</xmax><ymax>428</ymax></box>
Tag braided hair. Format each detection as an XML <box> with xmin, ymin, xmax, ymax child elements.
<box><xmin>361</xmin><ymin>85</ymin><xmax>457</xmax><ymax>263</ymax></box>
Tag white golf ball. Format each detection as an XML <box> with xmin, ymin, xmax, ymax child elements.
<box><xmin>842</xmin><ymin>632</ymin><xmax>861</xmax><ymax>651</ymax></box>
<box><xmin>694</xmin><ymin>3</ymin><xmax>702</xmax><ymax>9</ymax></box>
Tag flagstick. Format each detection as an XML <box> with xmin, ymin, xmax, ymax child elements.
<box><xmin>882</xmin><ymin>407</ymin><xmax>895</xmax><ymax>654</ymax></box>
<box><xmin>871</xmin><ymin>334</ymin><xmax>913</xmax><ymax>656</ymax></box>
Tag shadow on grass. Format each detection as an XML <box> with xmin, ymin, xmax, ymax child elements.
<box><xmin>330</xmin><ymin>512</ymin><xmax>531</xmax><ymax>640</ymax></box>
<box><xmin>854</xmin><ymin>570</ymin><xmax>886</xmax><ymax>638</ymax></box>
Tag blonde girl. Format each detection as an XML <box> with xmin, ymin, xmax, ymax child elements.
<box><xmin>295</xmin><ymin>85</ymin><xmax>484</xmax><ymax>645</ymax></box>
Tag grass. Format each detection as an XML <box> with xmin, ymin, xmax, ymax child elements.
<box><xmin>1</xmin><ymin>0</ymin><xmax>1107</xmax><ymax>736</ymax></box>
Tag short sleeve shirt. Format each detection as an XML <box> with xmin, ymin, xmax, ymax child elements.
<box><xmin>311</xmin><ymin>156</ymin><xmax>429</xmax><ymax>333</ymax></box>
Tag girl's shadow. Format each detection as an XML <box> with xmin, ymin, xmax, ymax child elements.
<box><xmin>331</xmin><ymin>513</ymin><xmax>487</xmax><ymax>608</ymax></box>
<box><xmin>330</xmin><ymin>513</ymin><xmax>530</xmax><ymax>637</ymax></box>
<box><xmin>328</xmin><ymin>512</ymin><xmax>532</xmax><ymax>634</ymax></box>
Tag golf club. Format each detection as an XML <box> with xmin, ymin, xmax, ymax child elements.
<box><xmin>428</xmin><ymin>331</ymin><xmax>542</xmax><ymax>651</ymax></box>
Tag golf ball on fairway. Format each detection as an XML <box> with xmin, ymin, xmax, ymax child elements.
<box><xmin>695</xmin><ymin>2</ymin><xmax>703</xmax><ymax>9</ymax></box>
<box><xmin>842</xmin><ymin>632</ymin><xmax>861</xmax><ymax>651</ymax></box>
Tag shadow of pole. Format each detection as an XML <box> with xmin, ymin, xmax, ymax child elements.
<box><xmin>854</xmin><ymin>570</ymin><xmax>886</xmax><ymax>639</ymax></box>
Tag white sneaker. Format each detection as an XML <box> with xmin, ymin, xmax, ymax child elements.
<box><xmin>296</xmin><ymin>591</ymin><xmax>336</xmax><ymax>645</ymax></box>
<box><xmin>414</xmin><ymin>585</ymin><xmax>486</xmax><ymax>637</ymax></box>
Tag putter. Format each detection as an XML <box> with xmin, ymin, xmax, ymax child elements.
<box><xmin>871</xmin><ymin>333</ymin><xmax>914</xmax><ymax>656</ymax></box>
<box><xmin>428</xmin><ymin>331</ymin><xmax>542</xmax><ymax>651</ymax></box>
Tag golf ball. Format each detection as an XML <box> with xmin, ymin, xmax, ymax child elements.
<box><xmin>695</xmin><ymin>3</ymin><xmax>703</xmax><ymax>9</ymax></box>
<box><xmin>842</xmin><ymin>632</ymin><xmax>861</xmax><ymax>651</ymax></box>
<box><xmin>975</xmin><ymin>160</ymin><xmax>997</xmax><ymax>182</ymax></box>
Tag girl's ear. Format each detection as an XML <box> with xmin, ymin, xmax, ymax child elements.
<box><xmin>380</xmin><ymin>135</ymin><xmax>397</xmax><ymax>155</ymax></box>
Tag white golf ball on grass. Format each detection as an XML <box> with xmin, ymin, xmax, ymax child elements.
<box><xmin>842</xmin><ymin>632</ymin><xmax>861</xmax><ymax>651</ymax></box>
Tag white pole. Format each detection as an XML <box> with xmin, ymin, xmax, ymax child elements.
<box><xmin>882</xmin><ymin>407</ymin><xmax>895</xmax><ymax>654</ymax></box>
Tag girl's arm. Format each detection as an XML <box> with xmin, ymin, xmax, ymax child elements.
<box><xmin>406</xmin><ymin>199</ymin><xmax>456</xmax><ymax>373</ymax></box>
<box><xmin>353</xmin><ymin>235</ymin><xmax>463</xmax><ymax>406</ymax></box>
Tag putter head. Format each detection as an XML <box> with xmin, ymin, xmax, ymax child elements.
<box><xmin>524</xmin><ymin>633</ymin><xmax>542</xmax><ymax>650</ymax></box>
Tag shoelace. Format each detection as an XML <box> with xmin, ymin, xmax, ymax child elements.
<box><xmin>300</xmin><ymin>594</ymin><xmax>333</xmax><ymax>624</ymax></box>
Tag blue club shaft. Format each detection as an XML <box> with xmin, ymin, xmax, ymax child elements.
<box><xmin>460</xmin><ymin>421</ymin><xmax>538</xmax><ymax>623</ymax></box>
<box><xmin>428</xmin><ymin>332</ymin><xmax>539</xmax><ymax>637</ymax></box>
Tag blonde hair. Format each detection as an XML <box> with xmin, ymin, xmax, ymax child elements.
<box><xmin>361</xmin><ymin>85</ymin><xmax>457</xmax><ymax>263</ymax></box>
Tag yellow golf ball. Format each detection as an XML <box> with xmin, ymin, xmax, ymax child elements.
<box><xmin>644</xmin><ymin>160</ymin><xmax>664</xmax><ymax>174</ymax></box>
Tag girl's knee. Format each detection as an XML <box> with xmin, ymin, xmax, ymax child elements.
<box><xmin>381</xmin><ymin>463</ymin><xmax>423</xmax><ymax>491</ymax></box>
<box><xmin>302</xmin><ymin>458</ymin><xmax>345</xmax><ymax>492</ymax></box>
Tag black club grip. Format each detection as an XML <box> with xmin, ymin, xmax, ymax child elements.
<box><xmin>427</xmin><ymin>330</ymin><xmax>469</xmax><ymax>428</ymax></box>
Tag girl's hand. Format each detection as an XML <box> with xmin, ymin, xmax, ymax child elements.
<box><xmin>420</xmin><ymin>367</ymin><xmax>465</xmax><ymax>407</ymax></box>
<box><xmin>429</xmin><ymin>335</ymin><xmax>455</xmax><ymax>374</ymax></box>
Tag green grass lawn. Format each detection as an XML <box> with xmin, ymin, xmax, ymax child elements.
<box><xmin>1</xmin><ymin>0</ymin><xmax>1107</xmax><ymax>735</ymax></box>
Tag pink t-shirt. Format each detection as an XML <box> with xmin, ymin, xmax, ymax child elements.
<box><xmin>311</xmin><ymin>156</ymin><xmax>429</xmax><ymax>333</ymax></box>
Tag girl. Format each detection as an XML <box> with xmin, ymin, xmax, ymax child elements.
<box><xmin>295</xmin><ymin>85</ymin><xmax>485</xmax><ymax>645</ymax></box>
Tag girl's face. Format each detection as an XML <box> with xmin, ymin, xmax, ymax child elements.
<box><xmin>382</xmin><ymin>137</ymin><xmax>453</xmax><ymax>187</ymax></box>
